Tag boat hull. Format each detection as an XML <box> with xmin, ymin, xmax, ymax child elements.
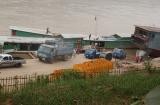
<box><xmin>149</xmin><ymin>49</ymin><xmax>160</xmax><ymax>58</ymax></box>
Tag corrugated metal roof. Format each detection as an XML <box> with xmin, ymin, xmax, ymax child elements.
<box><xmin>135</xmin><ymin>25</ymin><xmax>160</xmax><ymax>33</ymax></box>
<box><xmin>10</xmin><ymin>26</ymin><xmax>53</xmax><ymax>36</ymax></box>
<box><xmin>9</xmin><ymin>26</ymin><xmax>86</xmax><ymax>38</ymax></box>
<box><xmin>61</xmin><ymin>34</ymin><xmax>87</xmax><ymax>39</ymax></box>
<box><xmin>0</xmin><ymin>36</ymin><xmax>56</xmax><ymax>45</ymax></box>
<box><xmin>83</xmin><ymin>35</ymin><xmax>118</xmax><ymax>41</ymax></box>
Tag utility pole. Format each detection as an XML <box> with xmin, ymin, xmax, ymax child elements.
<box><xmin>95</xmin><ymin>16</ymin><xmax>98</xmax><ymax>36</ymax></box>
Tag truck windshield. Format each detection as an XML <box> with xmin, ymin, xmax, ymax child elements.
<box><xmin>86</xmin><ymin>49</ymin><xmax>96</xmax><ymax>54</ymax></box>
<box><xmin>38</xmin><ymin>46</ymin><xmax>52</xmax><ymax>54</ymax></box>
<box><xmin>0</xmin><ymin>56</ymin><xmax>2</xmax><ymax>60</ymax></box>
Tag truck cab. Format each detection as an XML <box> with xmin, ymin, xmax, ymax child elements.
<box><xmin>84</xmin><ymin>49</ymin><xmax>100</xmax><ymax>59</ymax></box>
<box><xmin>0</xmin><ymin>54</ymin><xmax>13</xmax><ymax>67</ymax></box>
<box><xmin>37</xmin><ymin>44</ymin><xmax>56</xmax><ymax>63</ymax></box>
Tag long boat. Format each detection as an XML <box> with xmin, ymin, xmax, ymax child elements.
<box><xmin>131</xmin><ymin>25</ymin><xmax>160</xmax><ymax>58</ymax></box>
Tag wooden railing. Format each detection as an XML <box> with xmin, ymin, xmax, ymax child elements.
<box><xmin>0</xmin><ymin>70</ymin><xmax>129</xmax><ymax>94</ymax></box>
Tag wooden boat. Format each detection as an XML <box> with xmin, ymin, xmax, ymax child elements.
<box><xmin>132</xmin><ymin>25</ymin><xmax>160</xmax><ymax>58</ymax></box>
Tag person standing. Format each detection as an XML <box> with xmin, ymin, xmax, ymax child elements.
<box><xmin>136</xmin><ymin>49</ymin><xmax>146</xmax><ymax>63</ymax></box>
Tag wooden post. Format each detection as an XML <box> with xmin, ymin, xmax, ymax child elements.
<box><xmin>0</xmin><ymin>79</ymin><xmax>2</xmax><ymax>93</ymax></box>
<box><xmin>14</xmin><ymin>75</ymin><xmax>19</xmax><ymax>91</ymax></box>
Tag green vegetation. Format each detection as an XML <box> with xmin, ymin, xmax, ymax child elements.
<box><xmin>0</xmin><ymin>92</ymin><xmax>8</xmax><ymax>105</ymax></box>
<box><xmin>1</xmin><ymin>71</ymin><xmax>160</xmax><ymax>105</ymax></box>
<box><xmin>144</xmin><ymin>58</ymin><xmax>160</xmax><ymax>74</ymax></box>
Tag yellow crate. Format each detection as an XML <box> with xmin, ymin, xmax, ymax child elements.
<box><xmin>73</xmin><ymin>58</ymin><xmax>113</xmax><ymax>73</ymax></box>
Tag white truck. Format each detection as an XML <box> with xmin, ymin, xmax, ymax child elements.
<box><xmin>0</xmin><ymin>54</ymin><xmax>26</xmax><ymax>68</ymax></box>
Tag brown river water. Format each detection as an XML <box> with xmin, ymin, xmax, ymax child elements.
<box><xmin>0</xmin><ymin>0</ymin><xmax>160</xmax><ymax>36</ymax></box>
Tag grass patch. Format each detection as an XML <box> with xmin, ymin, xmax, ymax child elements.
<box><xmin>0</xmin><ymin>92</ymin><xmax>9</xmax><ymax>105</ymax></box>
<box><xmin>1</xmin><ymin>71</ymin><xmax>160</xmax><ymax>105</ymax></box>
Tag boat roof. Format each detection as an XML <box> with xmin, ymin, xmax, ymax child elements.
<box><xmin>61</xmin><ymin>34</ymin><xmax>87</xmax><ymax>39</ymax></box>
<box><xmin>0</xmin><ymin>36</ymin><xmax>56</xmax><ymax>44</ymax></box>
<box><xmin>83</xmin><ymin>35</ymin><xmax>119</xmax><ymax>41</ymax></box>
<box><xmin>10</xmin><ymin>26</ymin><xmax>54</xmax><ymax>36</ymax></box>
<box><xmin>9</xmin><ymin>26</ymin><xmax>86</xmax><ymax>38</ymax></box>
<box><xmin>135</xmin><ymin>25</ymin><xmax>160</xmax><ymax>33</ymax></box>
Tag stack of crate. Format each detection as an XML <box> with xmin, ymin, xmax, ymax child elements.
<box><xmin>73</xmin><ymin>58</ymin><xmax>113</xmax><ymax>73</ymax></box>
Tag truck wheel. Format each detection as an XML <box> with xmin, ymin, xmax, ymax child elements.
<box><xmin>39</xmin><ymin>58</ymin><xmax>42</xmax><ymax>61</ymax></box>
<box><xmin>48</xmin><ymin>59</ymin><xmax>54</xmax><ymax>64</ymax></box>
<box><xmin>63</xmin><ymin>55</ymin><xmax>70</xmax><ymax>61</ymax></box>
<box><xmin>68</xmin><ymin>55</ymin><xmax>72</xmax><ymax>59</ymax></box>
<box><xmin>105</xmin><ymin>53</ymin><xmax>112</xmax><ymax>61</ymax></box>
<box><xmin>15</xmin><ymin>63</ymin><xmax>22</xmax><ymax>67</ymax></box>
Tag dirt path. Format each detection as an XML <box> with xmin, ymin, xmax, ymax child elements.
<box><xmin>0</xmin><ymin>54</ymin><xmax>89</xmax><ymax>78</ymax></box>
